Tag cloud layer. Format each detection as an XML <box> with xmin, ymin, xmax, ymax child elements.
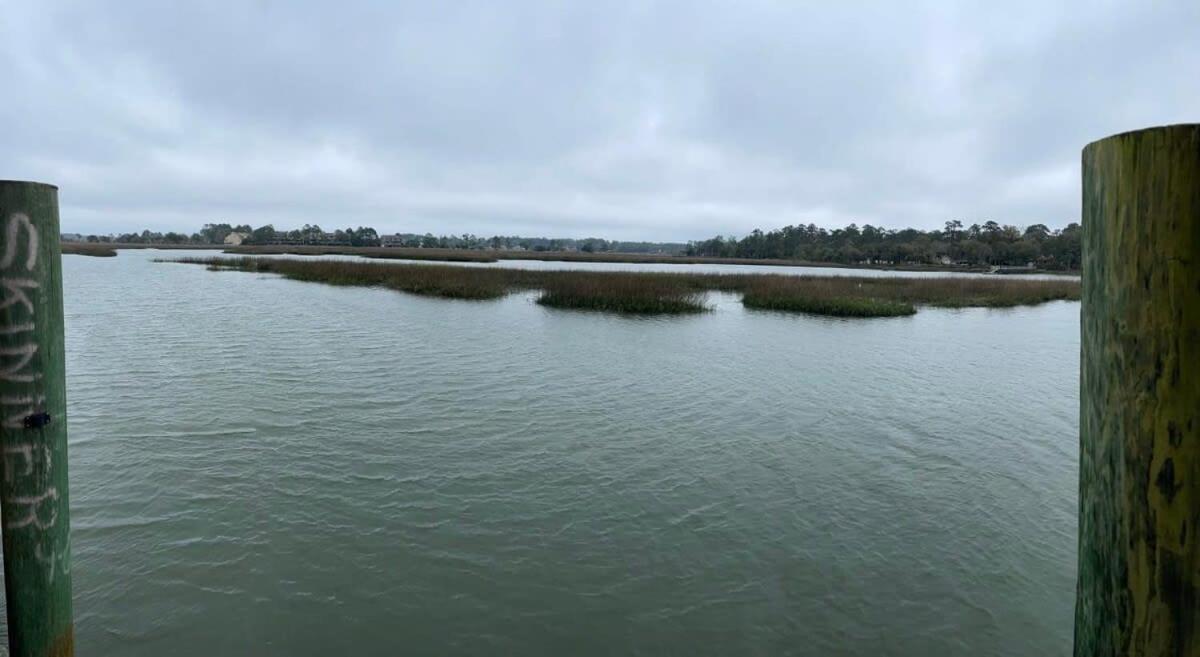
<box><xmin>3</xmin><ymin>0</ymin><xmax>1197</xmax><ymax>240</ymax></box>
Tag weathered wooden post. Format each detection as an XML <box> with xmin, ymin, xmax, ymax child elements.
<box><xmin>0</xmin><ymin>181</ymin><xmax>73</xmax><ymax>656</ymax></box>
<box><xmin>1076</xmin><ymin>125</ymin><xmax>1200</xmax><ymax>655</ymax></box>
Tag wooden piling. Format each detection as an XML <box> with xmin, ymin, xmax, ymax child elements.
<box><xmin>0</xmin><ymin>181</ymin><xmax>73</xmax><ymax>657</ymax></box>
<box><xmin>1076</xmin><ymin>125</ymin><xmax>1200</xmax><ymax>655</ymax></box>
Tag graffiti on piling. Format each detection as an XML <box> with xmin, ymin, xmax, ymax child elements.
<box><xmin>0</xmin><ymin>211</ymin><xmax>65</xmax><ymax>581</ymax></box>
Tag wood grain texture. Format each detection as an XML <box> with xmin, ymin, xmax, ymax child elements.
<box><xmin>0</xmin><ymin>181</ymin><xmax>73</xmax><ymax>657</ymax></box>
<box><xmin>1077</xmin><ymin>125</ymin><xmax>1200</xmax><ymax>656</ymax></box>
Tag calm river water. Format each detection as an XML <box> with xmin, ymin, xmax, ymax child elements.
<box><xmin>9</xmin><ymin>249</ymin><xmax>1080</xmax><ymax>655</ymax></box>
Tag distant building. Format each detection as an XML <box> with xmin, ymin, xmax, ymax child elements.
<box><xmin>224</xmin><ymin>231</ymin><xmax>250</xmax><ymax>246</ymax></box>
<box><xmin>318</xmin><ymin>232</ymin><xmax>351</xmax><ymax>245</ymax></box>
<box><xmin>380</xmin><ymin>234</ymin><xmax>405</xmax><ymax>247</ymax></box>
<box><xmin>60</xmin><ymin>233</ymin><xmax>84</xmax><ymax>243</ymax></box>
<box><xmin>264</xmin><ymin>231</ymin><xmax>353</xmax><ymax>246</ymax></box>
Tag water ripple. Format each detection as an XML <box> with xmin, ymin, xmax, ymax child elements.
<box><xmin>31</xmin><ymin>249</ymin><xmax>1082</xmax><ymax>657</ymax></box>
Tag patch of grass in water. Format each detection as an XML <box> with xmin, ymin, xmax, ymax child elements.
<box><xmin>536</xmin><ymin>275</ymin><xmax>709</xmax><ymax>314</ymax></box>
<box><xmin>159</xmin><ymin>257</ymin><xmax>1079</xmax><ymax>318</ymax></box>
<box><xmin>63</xmin><ymin>243</ymin><xmax>117</xmax><ymax>257</ymax></box>
<box><xmin>742</xmin><ymin>292</ymin><xmax>915</xmax><ymax>317</ymax></box>
<box><xmin>225</xmin><ymin>244</ymin><xmax>498</xmax><ymax>262</ymax></box>
<box><xmin>176</xmin><ymin>257</ymin><xmax>511</xmax><ymax>300</ymax></box>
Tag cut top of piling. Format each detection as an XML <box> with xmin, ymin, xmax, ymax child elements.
<box><xmin>1083</xmin><ymin>122</ymin><xmax>1200</xmax><ymax>154</ymax></box>
<box><xmin>0</xmin><ymin>181</ymin><xmax>59</xmax><ymax>190</ymax></box>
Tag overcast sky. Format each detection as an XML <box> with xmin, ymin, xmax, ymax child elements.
<box><xmin>3</xmin><ymin>1</ymin><xmax>1197</xmax><ymax>241</ymax></box>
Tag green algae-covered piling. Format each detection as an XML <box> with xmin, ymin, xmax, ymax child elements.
<box><xmin>0</xmin><ymin>182</ymin><xmax>74</xmax><ymax>657</ymax></box>
<box><xmin>1076</xmin><ymin>125</ymin><xmax>1200</xmax><ymax>655</ymax></box>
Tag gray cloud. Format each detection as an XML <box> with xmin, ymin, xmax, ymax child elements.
<box><xmin>3</xmin><ymin>0</ymin><xmax>1197</xmax><ymax>240</ymax></box>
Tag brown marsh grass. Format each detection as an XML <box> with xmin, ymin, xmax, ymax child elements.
<box><xmin>63</xmin><ymin>243</ymin><xmax>117</xmax><ymax>257</ymax></box>
<box><xmin>224</xmin><ymin>245</ymin><xmax>499</xmax><ymax>262</ymax></box>
<box><xmin>162</xmin><ymin>257</ymin><xmax>1080</xmax><ymax>317</ymax></box>
<box><xmin>220</xmin><ymin>244</ymin><xmax>1014</xmax><ymax>272</ymax></box>
<box><xmin>536</xmin><ymin>274</ymin><xmax>710</xmax><ymax>314</ymax></box>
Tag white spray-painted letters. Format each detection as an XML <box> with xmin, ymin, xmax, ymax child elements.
<box><xmin>0</xmin><ymin>211</ymin><xmax>57</xmax><ymax>537</ymax></box>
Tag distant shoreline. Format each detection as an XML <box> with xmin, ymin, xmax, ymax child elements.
<box><xmin>65</xmin><ymin>242</ymin><xmax>1080</xmax><ymax>276</ymax></box>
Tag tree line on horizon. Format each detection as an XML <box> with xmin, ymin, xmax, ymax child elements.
<box><xmin>73</xmin><ymin>223</ymin><xmax>687</xmax><ymax>254</ymax></box>
<box><xmin>81</xmin><ymin>223</ymin><xmax>383</xmax><ymax>247</ymax></box>
<box><xmin>684</xmin><ymin>220</ymin><xmax>1082</xmax><ymax>270</ymax></box>
<box><xmin>70</xmin><ymin>218</ymin><xmax>1081</xmax><ymax>269</ymax></box>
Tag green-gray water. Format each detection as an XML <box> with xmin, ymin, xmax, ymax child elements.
<box><xmin>7</xmin><ymin>250</ymin><xmax>1079</xmax><ymax>655</ymax></box>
